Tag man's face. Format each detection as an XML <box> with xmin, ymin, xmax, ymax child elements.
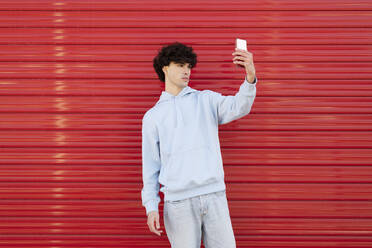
<box><xmin>162</xmin><ymin>61</ymin><xmax>191</xmax><ymax>88</ymax></box>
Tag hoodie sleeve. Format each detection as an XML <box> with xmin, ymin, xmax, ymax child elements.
<box><xmin>209</xmin><ymin>75</ymin><xmax>257</xmax><ymax>125</ymax></box>
<box><xmin>141</xmin><ymin>111</ymin><xmax>161</xmax><ymax>216</ymax></box>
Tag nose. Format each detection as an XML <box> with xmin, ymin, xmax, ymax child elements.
<box><xmin>182</xmin><ymin>65</ymin><xmax>190</xmax><ymax>75</ymax></box>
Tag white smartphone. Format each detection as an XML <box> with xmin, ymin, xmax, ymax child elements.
<box><xmin>236</xmin><ymin>38</ymin><xmax>247</xmax><ymax>51</ymax></box>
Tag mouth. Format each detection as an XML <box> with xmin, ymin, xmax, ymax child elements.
<box><xmin>182</xmin><ymin>77</ymin><xmax>189</xmax><ymax>80</ymax></box>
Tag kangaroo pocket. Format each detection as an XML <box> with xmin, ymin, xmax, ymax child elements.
<box><xmin>165</xmin><ymin>145</ymin><xmax>223</xmax><ymax>192</ymax></box>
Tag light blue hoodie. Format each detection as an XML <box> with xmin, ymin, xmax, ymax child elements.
<box><xmin>141</xmin><ymin>76</ymin><xmax>257</xmax><ymax>215</ymax></box>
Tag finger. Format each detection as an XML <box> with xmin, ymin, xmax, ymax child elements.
<box><xmin>235</xmin><ymin>48</ymin><xmax>249</xmax><ymax>52</ymax></box>
<box><xmin>148</xmin><ymin>217</ymin><xmax>156</xmax><ymax>232</ymax></box>
<box><xmin>233</xmin><ymin>53</ymin><xmax>252</xmax><ymax>60</ymax></box>
<box><xmin>232</xmin><ymin>51</ymin><xmax>246</xmax><ymax>55</ymax></box>
<box><xmin>233</xmin><ymin>60</ymin><xmax>244</xmax><ymax>65</ymax></box>
<box><xmin>233</xmin><ymin>55</ymin><xmax>248</xmax><ymax>61</ymax></box>
<box><xmin>155</xmin><ymin>215</ymin><xmax>163</xmax><ymax>236</ymax></box>
<box><xmin>233</xmin><ymin>50</ymin><xmax>250</xmax><ymax>55</ymax></box>
<box><xmin>233</xmin><ymin>52</ymin><xmax>250</xmax><ymax>58</ymax></box>
<box><xmin>156</xmin><ymin>215</ymin><xmax>160</xmax><ymax>229</ymax></box>
<box><xmin>233</xmin><ymin>57</ymin><xmax>249</xmax><ymax>62</ymax></box>
<box><xmin>152</xmin><ymin>222</ymin><xmax>163</xmax><ymax>236</ymax></box>
<box><xmin>148</xmin><ymin>217</ymin><xmax>163</xmax><ymax>236</ymax></box>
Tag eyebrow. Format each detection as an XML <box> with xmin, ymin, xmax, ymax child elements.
<box><xmin>176</xmin><ymin>63</ymin><xmax>191</xmax><ymax>67</ymax></box>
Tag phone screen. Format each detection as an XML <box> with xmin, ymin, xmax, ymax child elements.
<box><xmin>236</xmin><ymin>38</ymin><xmax>247</xmax><ymax>51</ymax></box>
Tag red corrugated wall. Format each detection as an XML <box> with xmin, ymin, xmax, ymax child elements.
<box><xmin>1</xmin><ymin>0</ymin><xmax>372</xmax><ymax>247</ymax></box>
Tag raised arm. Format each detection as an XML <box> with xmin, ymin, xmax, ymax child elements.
<box><xmin>209</xmin><ymin>75</ymin><xmax>257</xmax><ymax>125</ymax></box>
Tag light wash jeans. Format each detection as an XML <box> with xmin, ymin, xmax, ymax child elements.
<box><xmin>163</xmin><ymin>190</ymin><xmax>236</xmax><ymax>248</ymax></box>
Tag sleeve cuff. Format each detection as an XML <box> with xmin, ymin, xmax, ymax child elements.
<box><xmin>145</xmin><ymin>199</ymin><xmax>159</xmax><ymax>216</ymax></box>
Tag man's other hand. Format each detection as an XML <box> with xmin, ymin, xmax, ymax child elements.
<box><xmin>147</xmin><ymin>211</ymin><xmax>163</xmax><ymax>236</ymax></box>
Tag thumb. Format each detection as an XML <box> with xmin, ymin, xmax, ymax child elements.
<box><xmin>156</xmin><ymin>214</ymin><xmax>160</xmax><ymax>229</ymax></box>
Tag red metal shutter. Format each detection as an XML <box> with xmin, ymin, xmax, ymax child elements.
<box><xmin>0</xmin><ymin>1</ymin><xmax>372</xmax><ymax>247</ymax></box>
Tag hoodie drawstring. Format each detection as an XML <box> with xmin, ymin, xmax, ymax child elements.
<box><xmin>174</xmin><ymin>97</ymin><xmax>184</xmax><ymax>127</ymax></box>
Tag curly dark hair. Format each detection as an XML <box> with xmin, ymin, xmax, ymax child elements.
<box><xmin>153</xmin><ymin>42</ymin><xmax>197</xmax><ymax>82</ymax></box>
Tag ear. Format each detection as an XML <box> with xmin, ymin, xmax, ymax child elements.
<box><xmin>162</xmin><ymin>66</ymin><xmax>168</xmax><ymax>74</ymax></box>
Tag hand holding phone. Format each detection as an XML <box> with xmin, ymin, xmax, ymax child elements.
<box><xmin>233</xmin><ymin>38</ymin><xmax>256</xmax><ymax>82</ymax></box>
<box><xmin>234</xmin><ymin>38</ymin><xmax>248</xmax><ymax>68</ymax></box>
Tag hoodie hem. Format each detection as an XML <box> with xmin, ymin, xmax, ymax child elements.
<box><xmin>163</xmin><ymin>180</ymin><xmax>226</xmax><ymax>202</ymax></box>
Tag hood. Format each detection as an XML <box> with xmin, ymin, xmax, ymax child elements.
<box><xmin>155</xmin><ymin>85</ymin><xmax>198</xmax><ymax>127</ymax></box>
<box><xmin>156</xmin><ymin>85</ymin><xmax>198</xmax><ymax>105</ymax></box>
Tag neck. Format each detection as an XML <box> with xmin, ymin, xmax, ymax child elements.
<box><xmin>165</xmin><ymin>82</ymin><xmax>186</xmax><ymax>96</ymax></box>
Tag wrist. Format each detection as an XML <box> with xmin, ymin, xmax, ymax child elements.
<box><xmin>246</xmin><ymin>74</ymin><xmax>256</xmax><ymax>84</ymax></box>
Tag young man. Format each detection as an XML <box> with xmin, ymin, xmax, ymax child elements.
<box><xmin>141</xmin><ymin>41</ymin><xmax>257</xmax><ymax>248</ymax></box>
